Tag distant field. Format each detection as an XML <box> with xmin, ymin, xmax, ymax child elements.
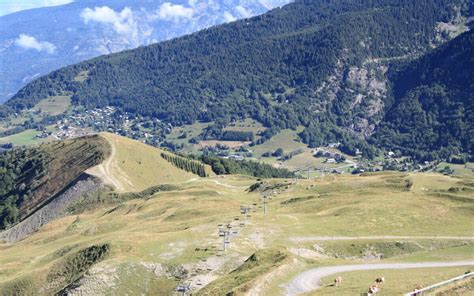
<box><xmin>224</xmin><ymin>118</ymin><xmax>266</xmax><ymax>134</ymax></box>
<box><xmin>251</xmin><ymin>128</ymin><xmax>306</xmax><ymax>157</ymax></box>
<box><xmin>32</xmin><ymin>95</ymin><xmax>71</xmax><ymax>115</ymax></box>
<box><xmin>166</xmin><ymin>121</ymin><xmax>212</xmax><ymax>153</ymax></box>
<box><xmin>10</xmin><ymin>117</ymin><xmax>28</xmax><ymax>125</ymax></box>
<box><xmin>74</xmin><ymin>70</ymin><xmax>90</xmax><ymax>82</ymax></box>
<box><xmin>167</xmin><ymin>119</ymin><xmax>267</xmax><ymax>155</ymax></box>
<box><xmin>282</xmin><ymin>151</ymin><xmax>349</xmax><ymax>171</ymax></box>
<box><xmin>436</xmin><ymin>162</ymin><xmax>474</xmax><ymax>176</ymax></box>
<box><xmin>198</xmin><ymin>139</ymin><xmax>250</xmax><ymax>149</ymax></box>
<box><xmin>168</xmin><ymin>121</ymin><xmax>212</xmax><ymax>144</ymax></box>
<box><xmin>0</xmin><ymin>128</ymin><xmax>53</xmax><ymax>146</ymax></box>
<box><xmin>249</xmin><ymin>128</ymin><xmax>357</xmax><ymax>173</ymax></box>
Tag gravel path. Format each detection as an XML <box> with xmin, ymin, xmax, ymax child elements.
<box><xmin>289</xmin><ymin>236</ymin><xmax>474</xmax><ymax>242</ymax></box>
<box><xmin>87</xmin><ymin>135</ymin><xmax>124</xmax><ymax>192</ymax></box>
<box><xmin>285</xmin><ymin>261</ymin><xmax>474</xmax><ymax>295</ymax></box>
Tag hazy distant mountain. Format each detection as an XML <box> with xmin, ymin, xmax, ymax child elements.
<box><xmin>0</xmin><ymin>0</ymin><xmax>291</xmax><ymax>102</ymax></box>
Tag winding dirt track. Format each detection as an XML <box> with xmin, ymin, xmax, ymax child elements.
<box><xmin>289</xmin><ymin>236</ymin><xmax>474</xmax><ymax>242</ymax></box>
<box><xmin>284</xmin><ymin>261</ymin><xmax>474</xmax><ymax>296</ymax></box>
<box><xmin>186</xmin><ymin>177</ymin><xmax>247</xmax><ymax>190</ymax></box>
<box><xmin>86</xmin><ymin>135</ymin><xmax>124</xmax><ymax>192</ymax></box>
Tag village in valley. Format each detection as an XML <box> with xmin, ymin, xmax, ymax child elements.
<box><xmin>1</xmin><ymin>104</ymin><xmax>471</xmax><ymax>178</ymax></box>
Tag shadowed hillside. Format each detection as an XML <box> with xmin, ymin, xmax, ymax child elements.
<box><xmin>374</xmin><ymin>30</ymin><xmax>474</xmax><ymax>160</ymax></box>
<box><xmin>0</xmin><ymin>135</ymin><xmax>111</xmax><ymax>230</ymax></box>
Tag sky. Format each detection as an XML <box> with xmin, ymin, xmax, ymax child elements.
<box><xmin>0</xmin><ymin>0</ymin><xmax>74</xmax><ymax>16</ymax></box>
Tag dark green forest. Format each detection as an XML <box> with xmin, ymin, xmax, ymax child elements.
<box><xmin>0</xmin><ymin>148</ymin><xmax>47</xmax><ymax>229</ymax></box>
<box><xmin>374</xmin><ymin>30</ymin><xmax>474</xmax><ymax>161</ymax></box>
<box><xmin>161</xmin><ymin>152</ymin><xmax>208</xmax><ymax>177</ymax></box>
<box><xmin>200</xmin><ymin>156</ymin><xmax>295</xmax><ymax>178</ymax></box>
<box><xmin>3</xmin><ymin>0</ymin><xmax>472</xmax><ymax>160</ymax></box>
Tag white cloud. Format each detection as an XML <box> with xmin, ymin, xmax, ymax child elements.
<box><xmin>81</xmin><ymin>6</ymin><xmax>137</xmax><ymax>36</ymax></box>
<box><xmin>155</xmin><ymin>3</ymin><xmax>195</xmax><ymax>21</ymax></box>
<box><xmin>81</xmin><ymin>6</ymin><xmax>154</xmax><ymax>49</ymax></box>
<box><xmin>187</xmin><ymin>0</ymin><xmax>198</xmax><ymax>7</ymax></box>
<box><xmin>257</xmin><ymin>0</ymin><xmax>292</xmax><ymax>10</ymax></box>
<box><xmin>44</xmin><ymin>0</ymin><xmax>73</xmax><ymax>5</ymax></box>
<box><xmin>223</xmin><ymin>11</ymin><xmax>236</xmax><ymax>22</ymax></box>
<box><xmin>14</xmin><ymin>34</ymin><xmax>56</xmax><ymax>54</ymax></box>
<box><xmin>235</xmin><ymin>5</ymin><xmax>252</xmax><ymax>18</ymax></box>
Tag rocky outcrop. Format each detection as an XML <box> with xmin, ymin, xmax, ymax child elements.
<box><xmin>0</xmin><ymin>174</ymin><xmax>104</xmax><ymax>243</ymax></box>
<box><xmin>310</xmin><ymin>51</ymin><xmax>389</xmax><ymax>139</ymax></box>
<box><xmin>58</xmin><ymin>265</ymin><xmax>119</xmax><ymax>296</ymax></box>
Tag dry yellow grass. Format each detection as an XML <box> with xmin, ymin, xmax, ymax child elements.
<box><xmin>87</xmin><ymin>133</ymin><xmax>199</xmax><ymax>192</ymax></box>
<box><xmin>1</xmin><ymin>160</ymin><xmax>473</xmax><ymax>295</ymax></box>
<box><xmin>32</xmin><ymin>95</ymin><xmax>71</xmax><ymax>115</ymax></box>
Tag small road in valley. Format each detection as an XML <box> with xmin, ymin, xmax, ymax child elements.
<box><xmin>285</xmin><ymin>261</ymin><xmax>474</xmax><ymax>295</ymax></box>
<box><xmin>289</xmin><ymin>236</ymin><xmax>474</xmax><ymax>242</ymax></box>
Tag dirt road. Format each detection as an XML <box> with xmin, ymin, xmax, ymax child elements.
<box><xmin>285</xmin><ymin>261</ymin><xmax>474</xmax><ymax>295</ymax></box>
<box><xmin>289</xmin><ymin>236</ymin><xmax>474</xmax><ymax>242</ymax></box>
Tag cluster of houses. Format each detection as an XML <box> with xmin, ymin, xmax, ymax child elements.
<box><xmin>50</xmin><ymin>106</ymin><xmax>166</xmax><ymax>145</ymax></box>
<box><xmin>382</xmin><ymin>157</ymin><xmax>434</xmax><ymax>172</ymax></box>
<box><xmin>313</xmin><ymin>148</ymin><xmax>347</xmax><ymax>164</ymax></box>
<box><xmin>224</xmin><ymin>154</ymin><xmax>245</xmax><ymax>161</ymax></box>
<box><xmin>51</xmin><ymin>107</ymin><xmax>117</xmax><ymax>140</ymax></box>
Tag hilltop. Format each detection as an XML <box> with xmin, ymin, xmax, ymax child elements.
<box><xmin>86</xmin><ymin>133</ymin><xmax>204</xmax><ymax>193</ymax></box>
<box><xmin>0</xmin><ymin>132</ymin><xmax>215</xmax><ymax>240</ymax></box>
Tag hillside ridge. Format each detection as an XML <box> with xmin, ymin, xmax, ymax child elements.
<box><xmin>87</xmin><ymin>132</ymin><xmax>203</xmax><ymax>192</ymax></box>
<box><xmin>0</xmin><ymin>132</ymin><xmax>211</xmax><ymax>233</ymax></box>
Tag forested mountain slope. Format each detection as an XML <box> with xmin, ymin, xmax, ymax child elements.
<box><xmin>375</xmin><ymin>30</ymin><xmax>474</xmax><ymax>161</ymax></box>
<box><xmin>0</xmin><ymin>0</ymin><xmax>290</xmax><ymax>102</ymax></box>
<box><xmin>3</xmin><ymin>0</ymin><xmax>472</xmax><ymax>159</ymax></box>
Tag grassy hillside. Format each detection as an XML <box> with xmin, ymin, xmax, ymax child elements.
<box><xmin>315</xmin><ymin>267</ymin><xmax>472</xmax><ymax>295</ymax></box>
<box><xmin>0</xmin><ymin>172</ymin><xmax>472</xmax><ymax>295</ymax></box>
<box><xmin>31</xmin><ymin>95</ymin><xmax>71</xmax><ymax>116</ymax></box>
<box><xmin>0</xmin><ymin>132</ymin><xmax>216</xmax><ymax>231</ymax></box>
<box><xmin>87</xmin><ymin>133</ymin><xmax>209</xmax><ymax>192</ymax></box>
